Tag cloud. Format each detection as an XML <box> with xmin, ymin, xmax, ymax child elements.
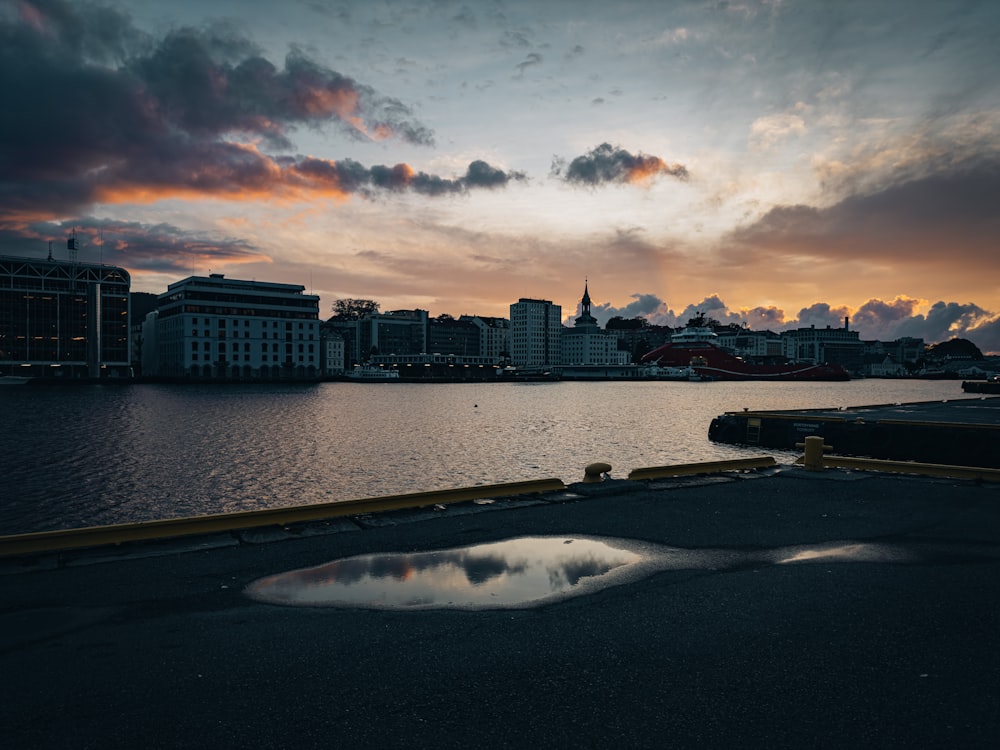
<box><xmin>1</xmin><ymin>0</ymin><xmax>504</xmax><ymax>223</ymax></box>
<box><xmin>552</xmin><ymin>143</ymin><xmax>689</xmax><ymax>187</ymax></box>
<box><xmin>581</xmin><ymin>292</ymin><xmax>1000</xmax><ymax>352</ymax></box>
<box><xmin>749</xmin><ymin>111</ymin><xmax>807</xmax><ymax>149</ymax></box>
<box><xmin>3</xmin><ymin>217</ymin><xmax>268</xmax><ymax>274</ymax></box>
<box><xmin>514</xmin><ymin>51</ymin><xmax>542</xmax><ymax>77</ymax></box>
<box><xmin>795</xmin><ymin>302</ymin><xmax>852</xmax><ymax>330</ymax></box>
<box><xmin>849</xmin><ymin>297</ymin><xmax>922</xmax><ymax>339</ymax></box>
<box><xmin>894</xmin><ymin>301</ymin><xmax>992</xmax><ymax>342</ymax></box>
<box><xmin>291</xmin><ymin>157</ymin><xmax>524</xmax><ymax>198</ymax></box>
<box><xmin>728</xmin><ymin>160</ymin><xmax>1000</xmax><ymax>268</ymax></box>
<box><xmin>587</xmin><ymin>293</ymin><xmax>672</xmax><ymax>327</ymax></box>
<box><xmin>741</xmin><ymin>306</ymin><xmax>787</xmax><ymax>330</ymax></box>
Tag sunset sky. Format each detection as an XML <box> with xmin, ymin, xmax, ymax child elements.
<box><xmin>2</xmin><ymin>0</ymin><xmax>999</xmax><ymax>350</ymax></box>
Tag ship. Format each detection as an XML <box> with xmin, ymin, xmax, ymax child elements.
<box><xmin>345</xmin><ymin>365</ymin><xmax>401</xmax><ymax>381</ymax></box>
<box><xmin>640</xmin><ymin>324</ymin><xmax>851</xmax><ymax>381</ymax></box>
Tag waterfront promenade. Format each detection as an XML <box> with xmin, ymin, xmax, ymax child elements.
<box><xmin>2</xmin><ymin>465</ymin><xmax>999</xmax><ymax>748</ymax></box>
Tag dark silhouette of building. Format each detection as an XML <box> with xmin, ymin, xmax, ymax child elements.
<box><xmin>0</xmin><ymin>251</ymin><xmax>131</xmax><ymax>379</ymax></box>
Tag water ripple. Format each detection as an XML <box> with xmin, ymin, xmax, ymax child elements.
<box><xmin>0</xmin><ymin>379</ymin><xmax>964</xmax><ymax>533</ymax></box>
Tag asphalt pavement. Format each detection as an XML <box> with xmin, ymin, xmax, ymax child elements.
<box><xmin>2</xmin><ymin>466</ymin><xmax>999</xmax><ymax>749</ymax></box>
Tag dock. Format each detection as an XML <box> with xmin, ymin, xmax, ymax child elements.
<box><xmin>709</xmin><ymin>396</ymin><xmax>1000</xmax><ymax>468</ymax></box>
<box><xmin>2</xmin><ymin>461</ymin><xmax>999</xmax><ymax>748</ymax></box>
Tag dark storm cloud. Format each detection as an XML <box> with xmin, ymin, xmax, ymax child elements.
<box><xmin>294</xmin><ymin>158</ymin><xmax>525</xmax><ymax>197</ymax></box>
<box><xmin>728</xmin><ymin>160</ymin><xmax>1000</xmax><ymax>267</ymax></box>
<box><xmin>552</xmin><ymin>143</ymin><xmax>689</xmax><ymax>187</ymax></box>
<box><xmin>0</xmin><ymin>0</ymin><xmax>464</xmax><ymax>223</ymax></box>
<box><xmin>464</xmin><ymin>160</ymin><xmax>527</xmax><ymax>188</ymax></box>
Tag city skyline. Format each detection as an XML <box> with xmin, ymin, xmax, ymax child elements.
<box><xmin>2</xmin><ymin>0</ymin><xmax>999</xmax><ymax>351</ymax></box>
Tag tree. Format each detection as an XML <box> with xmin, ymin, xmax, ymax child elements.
<box><xmin>606</xmin><ymin>316</ymin><xmax>648</xmax><ymax>330</ymax></box>
<box><xmin>686</xmin><ymin>313</ymin><xmax>719</xmax><ymax>329</ymax></box>
<box><xmin>332</xmin><ymin>298</ymin><xmax>380</xmax><ymax>320</ymax></box>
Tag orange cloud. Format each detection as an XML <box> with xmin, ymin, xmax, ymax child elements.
<box><xmin>627</xmin><ymin>156</ymin><xmax>669</xmax><ymax>184</ymax></box>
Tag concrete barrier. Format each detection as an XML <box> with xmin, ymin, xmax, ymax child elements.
<box><xmin>627</xmin><ymin>456</ymin><xmax>777</xmax><ymax>481</ymax></box>
<box><xmin>0</xmin><ymin>477</ymin><xmax>568</xmax><ymax>558</ymax></box>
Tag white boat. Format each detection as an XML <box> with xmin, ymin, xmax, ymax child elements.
<box><xmin>346</xmin><ymin>366</ymin><xmax>400</xmax><ymax>381</ymax></box>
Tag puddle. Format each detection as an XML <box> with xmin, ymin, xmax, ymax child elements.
<box><xmin>245</xmin><ymin>536</ymin><xmax>651</xmax><ymax>610</ymax></box>
<box><xmin>245</xmin><ymin>537</ymin><xmax>918</xmax><ymax>610</ymax></box>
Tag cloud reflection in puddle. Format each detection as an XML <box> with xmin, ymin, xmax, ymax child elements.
<box><xmin>245</xmin><ymin>535</ymin><xmax>922</xmax><ymax>610</ymax></box>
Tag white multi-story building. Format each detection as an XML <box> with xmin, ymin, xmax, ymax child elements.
<box><xmin>323</xmin><ymin>331</ymin><xmax>346</xmax><ymax>377</ymax></box>
<box><xmin>560</xmin><ymin>282</ymin><xmax>629</xmax><ymax>366</ymax></box>
<box><xmin>782</xmin><ymin>318</ymin><xmax>863</xmax><ymax>372</ymax></box>
<box><xmin>510</xmin><ymin>298</ymin><xmax>561</xmax><ymax>368</ymax></box>
<box><xmin>460</xmin><ymin>315</ymin><xmax>510</xmax><ymax>361</ymax></box>
<box><xmin>151</xmin><ymin>273</ymin><xmax>320</xmax><ymax>380</ymax></box>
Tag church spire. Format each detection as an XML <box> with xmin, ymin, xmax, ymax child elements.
<box><xmin>575</xmin><ymin>278</ymin><xmax>598</xmax><ymax>329</ymax></box>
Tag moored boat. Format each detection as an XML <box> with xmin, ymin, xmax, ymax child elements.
<box><xmin>345</xmin><ymin>365</ymin><xmax>400</xmax><ymax>381</ymax></box>
<box><xmin>641</xmin><ymin>325</ymin><xmax>850</xmax><ymax>382</ymax></box>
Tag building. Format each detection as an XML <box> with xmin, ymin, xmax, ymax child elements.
<box><xmin>150</xmin><ymin>273</ymin><xmax>320</xmax><ymax>380</ymax></box>
<box><xmin>781</xmin><ymin>317</ymin><xmax>864</xmax><ymax>374</ymax></box>
<box><xmin>323</xmin><ymin>318</ymin><xmax>359</xmax><ymax>370</ymax></box>
<box><xmin>428</xmin><ymin>315</ymin><xmax>481</xmax><ymax>357</ymax></box>
<box><xmin>605</xmin><ymin>317</ymin><xmax>673</xmax><ymax>362</ymax></box>
<box><xmin>560</xmin><ymin>282</ymin><xmax>630</xmax><ymax>366</ymax></box>
<box><xmin>0</xmin><ymin>251</ymin><xmax>131</xmax><ymax>379</ymax></box>
<box><xmin>463</xmin><ymin>315</ymin><xmax>510</xmax><ymax>362</ymax></box>
<box><xmin>715</xmin><ymin>328</ymin><xmax>785</xmax><ymax>362</ymax></box>
<box><xmin>129</xmin><ymin>292</ymin><xmax>159</xmax><ymax>378</ymax></box>
<box><xmin>460</xmin><ymin>315</ymin><xmax>510</xmax><ymax>362</ymax></box>
<box><xmin>322</xmin><ymin>330</ymin><xmax>346</xmax><ymax>378</ymax></box>
<box><xmin>360</xmin><ymin>309</ymin><xmax>429</xmax><ymax>360</ymax></box>
<box><xmin>510</xmin><ymin>297</ymin><xmax>562</xmax><ymax>369</ymax></box>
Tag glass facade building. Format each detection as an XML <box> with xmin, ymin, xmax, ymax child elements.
<box><xmin>0</xmin><ymin>254</ymin><xmax>131</xmax><ymax>379</ymax></box>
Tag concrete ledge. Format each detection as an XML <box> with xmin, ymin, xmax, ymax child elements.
<box><xmin>0</xmin><ymin>477</ymin><xmax>567</xmax><ymax>558</ymax></box>
<box><xmin>628</xmin><ymin>456</ymin><xmax>777</xmax><ymax>481</ymax></box>
<box><xmin>794</xmin><ymin>455</ymin><xmax>1000</xmax><ymax>482</ymax></box>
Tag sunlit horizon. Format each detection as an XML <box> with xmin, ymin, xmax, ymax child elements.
<box><xmin>2</xmin><ymin>0</ymin><xmax>998</xmax><ymax>351</ymax></box>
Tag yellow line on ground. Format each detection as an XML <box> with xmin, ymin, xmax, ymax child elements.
<box><xmin>628</xmin><ymin>456</ymin><xmax>777</xmax><ymax>481</ymax></box>
<box><xmin>0</xmin><ymin>478</ymin><xmax>568</xmax><ymax>558</ymax></box>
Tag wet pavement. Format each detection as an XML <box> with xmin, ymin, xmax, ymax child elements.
<box><xmin>2</xmin><ymin>466</ymin><xmax>1000</xmax><ymax>749</ymax></box>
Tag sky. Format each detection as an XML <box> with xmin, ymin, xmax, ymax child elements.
<box><xmin>2</xmin><ymin>0</ymin><xmax>999</xmax><ymax>351</ymax></box>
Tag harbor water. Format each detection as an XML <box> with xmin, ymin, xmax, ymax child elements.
<box><xmin>0</xmin><ymin>378</ymin><xmax>969</xmax><ymax>535</ymax></box>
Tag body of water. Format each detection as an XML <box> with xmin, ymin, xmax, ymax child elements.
<box><xmin>0</xmin><ymin>378</ymin><xmax>969</xmax><ymax>534</ymax></box>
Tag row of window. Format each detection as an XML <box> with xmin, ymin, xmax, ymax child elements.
<box><xmin>191</xmin><ymin>354</ymin><xmax>315</xmax><ymax>363</ymax></box>
<box><xmin>190</xmin><ymin>330</ymin><xmax>315</xmax><ymax>340</ymax></box>
<box><xmin>189</xmin><ymin>317</ymin><xmax>314</xmax><ymax>329</ymax></box>
<box><xmin>190</xmin><ymin>342</ymin><xmax>315</xmax><ymax>353</ymax></box>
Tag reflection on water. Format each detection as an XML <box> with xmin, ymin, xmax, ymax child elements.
<box><xmin>245</xmin><ymin>536</ymin><xmax>645</xmax><ymax>610</ymax></box>
<box><xmin>775</xmin><ymin>542</ymin><xmax>909</xmax><ymax>564</ymax></box>
<box><xmin>0</xmin><ymin>379</ymin><xmax>965</xmax><ymax>533</ymax></box>
<box><xmin>245</xmin><ymin>536</ymin><xmax>919</xmax><ymax>610</ymax></box>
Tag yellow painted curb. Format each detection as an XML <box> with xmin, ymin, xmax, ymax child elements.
<box><xmin>0</xmin><ymin>478</ymin><xmax>568</xmax><ymax>558</ymax></box>
<box><xmin>794</xmin><ymin>455</ymin><xmax>1000</xmax><ymax>482</ymax></box>
<box><xmin>628</xmin><ymin>456</ymin><xmax>777</xmax><ymax>481</ymax></box>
